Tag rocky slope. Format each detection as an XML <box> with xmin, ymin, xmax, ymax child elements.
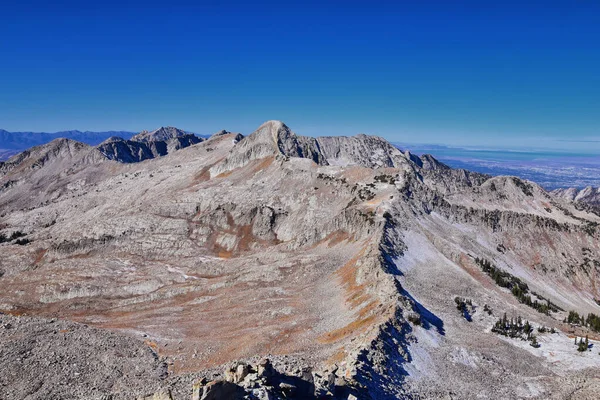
<box><xmin>1</xmin><ymin>121</ymin><xmax>600</xmax><ymax>399</ymax></box>
<box><xmin>0</xmin><ymin>313</ymin><xmax>168</xmax><ymax>400</ymax></box>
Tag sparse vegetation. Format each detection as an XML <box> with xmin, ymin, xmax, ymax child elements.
<box><xmin>359</xmin><ymin>210</ymin><xmax>376</xmax><ymax>224</ymax></box>
<box><xmin>475</xmin><ymin>257</ymin><xmax>560</xmax><ymax>315</ymax></box>
<box><xmin>43</xmin><ymin>219</ymin><xmax>57</xmax><ymax>228</ymax></box>
<box><xmin>565</xmin><ymin>310</ymin><xmax>600</xmax><ymax>333</ymax></box>
<box><xmin>0</xmin><ymin>231</ymin><xmax>27</xmax><ymax>244</ymax></box>
<box><xmin>536</xmin><ymin>325</ymin><xmax>556</xmax><ymax>334</ymax></box>
<box><xmin>531</xmin><ymin>291</ymin><xmax>564</xmax><ymax>311</ymax></box>
<box><xmin>575</xmin><ymin>335</ymin><xmax>589</xmax><ymax>352</ymax></box>
<box><xmin>317</xmin><ymin>173</ymin><xmax>347</xmax><ymax>185</ymax></box>
<box><xmin>578</xmin><ymin>254</ymin><xmax>600</xmax><ymax>276</ymax></box>
<box><xmin>511</xmin><ymin>177</ymin><xmax>534</xmax><ymax>197</ymax></box>
<box><xmin>583</xmin><ymin>221</ymin><xmax>599</xmax><ymax>237</ymax></box>
<box><xmin>354</xmin><ymin>185</ymin><xmax>375</xmax><ymax>201</ymax></box>
<box><xmin>454</xmin><ymin>297</ymin><xmax>474</xmax><ymax>321</ymax></box>
<box><xmin>483</xmin><ymin>304</ymin><xmax>493</xmax><ymax>315</ymax></box>
<box><xmin>1</xmin><ymin>180</ymin><xmax>17</xmax><ymax>190</ymax></box>
<box><xmin>530</xmin><ymin>335</ymin><xmax>540</xmax><ymax>348</ymax></box>
<box><xmin>475</xmin><ymin>257</ymin><xmax>527</xmax><ymax>292</ymax></box>
<box><xmin>578</xmin><ymin>312</ymin><xmax>592</xmax><ymax>327</ymax></box>
<box><xmin>492</xmin><ymin>313</ymin><xmax>539</xmax><ymax>347</ymax></box>
<box><xmin>374</xmin><ymin>174</ymin><xmax>395</xmax><ymax>184</ymax></box>
<box><xmin>567</xmin><ymin>310</ymin><xmax>583</xmax><ymax>325</ymax></box>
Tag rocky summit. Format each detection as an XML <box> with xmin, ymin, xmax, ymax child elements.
<box><xmin>1</xmin><ymin>121</ymin><xmax>600</xmax><ymax>399</ymax></box>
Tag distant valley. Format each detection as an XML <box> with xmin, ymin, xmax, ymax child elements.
<box><xmin>397</xmin><ymin>142</ymin><xmax>600</xmax><ymax>190</ymax></box>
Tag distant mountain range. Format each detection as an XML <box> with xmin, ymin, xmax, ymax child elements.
<box><xmin>0</xmin><ymin>127</ymin><xmax>220</xmax><ymax>170</ymax></box>
<box><xmin>0</xmin><ymin>128</ymin><xmax>212</xmax><ymax>161</ymax></box>
<box><xmin>0</xmin><ymin>129</ymin><xmax>137</xmax><ymax>160</ymax></box>
<box><xmin>0</xmin><ymin>129</ymin><xmax>138</xmax><ymax>148</ymax></box>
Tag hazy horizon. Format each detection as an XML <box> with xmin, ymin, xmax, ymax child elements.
<box><xmin>3</xmin><ymin>123</ymin><xmax>599</xmax><ymax>154</ymax></box>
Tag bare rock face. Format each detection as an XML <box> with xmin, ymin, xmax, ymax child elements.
<box><xmin>1</xmin><ymin>120</ymin><xmax>600</xmax><ymax>399</ymax></box>
<box><xmin>97</xmin><ymin>136</ymin><xmax>157</xmax><ymax>162</ymax></box>
<box><xmin>196</xmin><ymin>380</ymin><xmax>245</xmax><ymax>400</ymax></box>
<box><xmin>315</xmin><ymin>134</ymin><xmax>411</xmax><ymax>169</ymax></box>
<box><xmin>192</xmin><ymin>358</ymin><xmax>324</xmax><ymax>399</ymax></box>
<box><xmin>131</xmin><ymin>126</ymin><xmax>191</xmax><ymax>142</ymax></box>
<box><xmin>97</xmin><ymin>127</ymin><xmax>203</xmax><ymax>163</ymax></box>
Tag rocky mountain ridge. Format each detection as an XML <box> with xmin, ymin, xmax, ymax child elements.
<box><xmin>131</xmin><ymin>127</ymin><xmax>194</xmax><ymax>142</ymax></box>
<box><xmin>1</xmin><ymin>121</ymin><xmax>600</xmax><ymax>399</ymax></box>
<box><xmin>0</xmin><ymin>126</ymin><xmax>205</xmax><ymax>169</ymax></box>
<box><xmin>97</xmin><ymin>133</ymin><xmax>202</xmax><ymax>163</ymax></box>
<box><xmin>552</xmin><ymin>186</ymin><xmax>600</xmax><ymax>206</ymax></box>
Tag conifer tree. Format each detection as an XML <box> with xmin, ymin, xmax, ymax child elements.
<box><xmin>530</xmin><ymin>335</ymin><xmax>540</xmax><ymax>348</ymax></box>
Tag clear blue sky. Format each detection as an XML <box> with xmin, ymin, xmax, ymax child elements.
<box><xmin>1</xmin><ymin>0</ymin><xmax>599</xmax><ymax>150</ymax></box>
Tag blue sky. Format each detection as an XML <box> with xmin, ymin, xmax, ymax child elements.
<box><xmin>1</xmin><ymin>0</ymin><xmax>599</xmax><ymax>150</ymax></box>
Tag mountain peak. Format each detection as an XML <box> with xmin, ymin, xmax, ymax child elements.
<box><xmin>0</xmin><ymin>137</ymin><xmax>96</xmax><ymax>175</ymax></box>
<box><xmin>131</xmin><ymin>126</ymin><xmax>191</xmax><ymax>142</ymax></box>
<box><xmin>258</xmin><ymin>120</ymin><xmax>287</xmax><ymax>129</ymax></box>
<box><xmin>96</xmin><ymin>127</ymin><xmax>203</xmax><ymax>163</ymax></box>
<box><xmin>210</xmin><ymin>121</ymin><xmax>421</xmax><ymax>176</ymax></box>
<box><xmin>211</xmin><ymin>129</ymin><xmax>230</xmax><ymax>137</ymax></box>
<box><xmin>210</xmin><ymin>129</ymin><xmax>243</xmax><ymax>139</ymax></box>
